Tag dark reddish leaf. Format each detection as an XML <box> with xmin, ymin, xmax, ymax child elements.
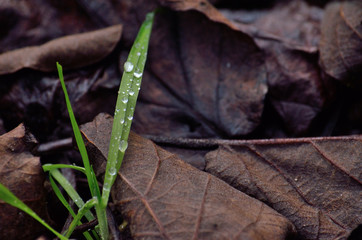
<box><xmin>81</xmin><ymin>113</ymin><xmax>296</xmax><ymax>239</ymax></box>
<box><xmin>205</xmin><ymin>136</ymin><xmax>362</xmax><ymax>239</ymax></box>
<box><xmin>220</xmin><ymin>1</ymin><xmax>323</xmax><ymax>52</ymax></box>
<box><xmin>0</xmin><ymin>124</ymin><xmax>48</xmax><ymax>240</ymax></box>
<box><xmin>133</xmin><ymin>9</ymin><xmax>267</xmax><ymax>138</ymax></box>
<box><xmin>0</xmin><ymin>25</ymin><xmax>122</xmax><ymax>74</ymax></box>
<box><xmin>319</xmin><ymin>1</ymin><xmax>362</xmax><ymax>85</ymax></box>
<box><xmin>0</xmin><ymin>0</ymin><xmax>98</xmax><ymax>54</ymax></box>
<box><xmin>220</xmin><ymin>1</ymin><xmax>331</xmax><ymax>136</ymax></box>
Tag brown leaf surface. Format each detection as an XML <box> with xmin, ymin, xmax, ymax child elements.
<box><xmin>205</xmin><ymin>136</ymin><xmax>362</xmax><ymax>239</ymax></box>
<box><xmin>319</xmin><ymin>1</ymin><xmax>362</xmax><ymax>85</ymax></box>
<box><xmin>81</xmin><ymin>113</ymin><xmax>296</xmax><ymax>239</ymax></box>
<box><xmin>0</xmin><ymin>124</ymin><xmax>48</xmax><ymax>240</ymax></box>
<box><xmin>0</xmin><ymin>24</ymin><xmax>122</xmax><ymax>74</ymax></box>
<box><xmin>134</xmin><ymin>9</ymin><xmax>267</xmax><ymax>137</ymax></box>
<box><xmin>220</xmin><ymin>1</ymin><xmax>330</xmax><ymax>136</ymax></box>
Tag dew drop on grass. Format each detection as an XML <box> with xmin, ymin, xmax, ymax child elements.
<box><xmin>120</xmin><ymin>119</ymin><xmax>125</xmax><ymax>124</ymax></box>
<box><xmin>137</xmin><ymin>52</ymin><xmax>141</xmax><ymax>56</ymax></box>
<box><xmin>127</xmin><ymin>116</ymin><xmax>133</xmax><ymax>120</ymax></box>
<box><xmin>119</xmin><ymin>140</ymin><xmax>128</xmax><ymax>152</ymax></box>
<box><xmin>124</xmin><ymin>62</ymin><xmax>134</xmax><ymax>72</ymax></box>
<box><xmin>103</xmin><ymin>182</ymin><xmax>110</xmax><ymax>191</ymax></box>
<box><xmin>109</xmin><ymin>167</ymin><xmax>117</xmax><ymax>176</ymax></box>
<box><xmin>129</xmin><ymin>91</ymin><xmax>135</xmax><ymax>96</ymax></box>
<box><xmin>122</xmin><ymin>97</ymin><xmax>128</xmax><ymax>103</ymax></box>
<box><xmin>134</xmin><ymin>72</ymin><xmax>142</xmax><ymax>78</ymax></box>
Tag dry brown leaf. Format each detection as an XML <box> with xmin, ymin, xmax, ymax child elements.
<box><xmin>133</xmin><ymin>10</ymin><xmax>267</xmax><ymax>138</ymax></box>
<box><xmin>0</xmin><ymin>24</ymin><xmax>122</xmax><ymax>74</ymax></box>
<box><xmin>220</xmin><ymin>1</ymin><xmax>330</xmax><ymax>136</ymax></box>
<box><xmin>319</xmin><ymin>1</ymin><xmax>362</xmax><ymax>85</ymax></box>
<box><xmin>205</xmin><ymin>136</ymin><xmax>362</xmax><ymax>239</ymax></box>
<box><xmin>0</xmin><ymin>124</ymin><xmax>48</xmax><ymax>240</ymax></box>
<box><xmin>81</xmin><ymin>113</ymin><xmax>296</xmax><ymax>240</ymax></box>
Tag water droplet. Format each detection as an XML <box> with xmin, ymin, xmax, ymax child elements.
<box><xmin>109</xmin><ymin>167</ymin><xmax>117</xmax><ymax>176</ymax></box>
<box><xmin>124</xmin><ymin>62</ymin><xmax>134</xmax><ymax>72</ymax></box>
<box><xmin>137</xmin><ymin>52</ymin><xmax>141</xmax><ymax>56</ymax></box>
<box><xmin>129</xmin><ymin>91</ymin><xmax>135</xmax><ymax>96</ymax></box>
<box><xmin>120</xmin><ymin>119</ymin><xmax>124</xmax><ymax>124</ymax></box>
<box><xmin>127</xmin><ymin>116</ymin><xmax>133</xmax><ymax>120</ymax></box>
<box><xmin>122</xmin><ymin>97</ymin><xmax>128</xmax><ymax>103</ymax></box>
<box><xmin>119</xmin><ymin>140</ymin><xmax>128</xmax><ymax>152</ymax></box>
<box><xmin>123</xmin><ymin>108</ymin><xmax>126</xmax><ymax>111</ymax></box>
<box><xmin>134</xmin><ymin>72</ymin><xmax>142</xmax><ymax>78</ymax></box>
<box><xmin>103</xmin><ymin>182</ymin><xmax>110</xmax><ymax>191</ymax></box>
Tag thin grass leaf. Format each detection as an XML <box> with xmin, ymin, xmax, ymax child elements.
<box><xmin>56</xmin><ymin>62</ymin><xmax>101</xmax><ymax>200</ymax></box>
<box><xmin>48</xmin><ymin>176</ymin><xmax>95</xmax><ymax>240</ymax></box>
<box><xmin>64</xmin><ymin>198</ymin><xmax>98</xmax><ymax>238</ymax></box>
<box><xmin>101</xmin><ymin>11</ymin><xmax>155</xmax><ymax>208</ymax></box>
<box><xmin>49</xmin><ymin>169</ymin><xmax>95</xmax><ymax>222</ymax></box>
<box><xmin>43</xmin><ymin>163</ymin><xmax>86</xmax><ymax>174</ymax></box>
<box><xmin>57</xmin><ymin>62</ymin><xmax>105</xmax><ymax>239</ymax></box>
<box><xmin>0</xmin><ymin>182</ymin><xmax>67</xmax><ymax>240</ymax></box>
<box><xmin>49</xmin><ymin>174</ymin><xmax>76</xmax><ymax>217</ymax></box>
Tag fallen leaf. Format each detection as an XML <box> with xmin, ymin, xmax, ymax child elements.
<box><xmin>319</xmin><ymin>1</ymin><xmax>362</xmax><ymax>86</ymax></box>
<box><xmin>0</xmin><ymin>124</ymin><xmax>48</xmax><ymax>240</ymax></box>
<box><xmin>0</xmin><ymin>60</ymin><xmax>120</xmax><ymax>142</ymax></box>
<box><xmin>0</xmin><ymin>0</ymin><xmax>98</xmax><ymax>54</ymax></box>
<box><xmin>0</xmin><ymin>25</ymin><xmax>122</xmax><ymax>74</ymax></box>
<box><xmin>81</xmin><ymin>113</ymin><xmax>296</xmax><ymax>239</ymax></box>
<box><xmin>133</xmin><ymin>9</ymin><xmax>267</xmax><ymax>138</ymax></box>
<box><xmin>205</xmin><ymin>136</ymin><xmax>362</xmax><ymax>239</ymax></box>
<box><xmin>220</xmin><ymin>1</ymin><xmax>331</xmax><ymax>136</ymax></box>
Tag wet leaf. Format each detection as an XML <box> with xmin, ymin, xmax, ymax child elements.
<box><xmin>0</xmin><ymin>25</ymin><xmax>122</xmax><ymax>74</ymax></box>
<box><xmin>80</xmin><ymin>113</ymin><xmax>296</xmax><ymax>239</ymax></box>
<box><xmin>319</xmin><ymin>1</ymin><xmax>362</xmax><ymax>85</ymax></box>
<box><xmin>0</xmin><ymin>124</ymin><xmax>48</xmax><ymax>240</ymax></box>
<box><xmin>205</xmin><ymin>136</ymin><xmax>362</xmax><ymax>239</ymax></box>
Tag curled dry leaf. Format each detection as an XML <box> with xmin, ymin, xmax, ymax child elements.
<box><xmin>80</xmin><ymin>113</ymin><xmax>296</xmax><ymax>239</ymax></box>
<box><xmin>0</xmin><ymin>24</ymin><xmax>122</xmax><ymax>74</ymax></box>
<box><xmin>0</xmin><ymin>124</ymin><xmax>48</xmax><ymax>240</ymax></box>
<box><xmin>205</xmin><ymin>136</ymin><xmax>362</xmax><ymax>239</ymax></box>
<box><xmin>319</xmin><ymin>1</ymin><xmax>362</xmax><ymax>85</ymax></box>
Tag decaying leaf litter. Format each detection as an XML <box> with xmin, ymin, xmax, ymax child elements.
<box><xmin>0</xmin><ymin>0</ymin><xmax>361</xmax><ymax>240</ymax></box>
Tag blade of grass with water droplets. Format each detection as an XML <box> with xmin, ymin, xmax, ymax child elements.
<box><xmin>101</xmin><ymin>11</ymin><xmax>155</xmax><ymax>207</ymax></box>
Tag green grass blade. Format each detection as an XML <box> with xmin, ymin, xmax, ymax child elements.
<box><xmin>49</xmin><ymin>169</ymin><xmax>95</xmax><ymax>222</ymax></box>
<box><xmin>102</xmin><ymin>11</ymin><xmax>155</xmax><ymax>207</ymax></box>
<box><xmin>49</xmin><ymin>174</ymin><xmax>76</xmax><ymax>217</ymax></box>
<box><xmin>43</xmin><ymin>163</ymin><xmax>86</xmax><ymax>174</ymax></box>
<box><xmin>64</xmin><ymin>198</ymin><xmax>98</xmax><ymax>238</ymax></box>
<box><xmin>56</xmin><ymin>62</ymin><xmax>100</xmax><ymax>200</ymax></box>
<box><xmin>0</xmin><ymin>182</ymin><xmax>67</xmax><ymax>240</ymax></box>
